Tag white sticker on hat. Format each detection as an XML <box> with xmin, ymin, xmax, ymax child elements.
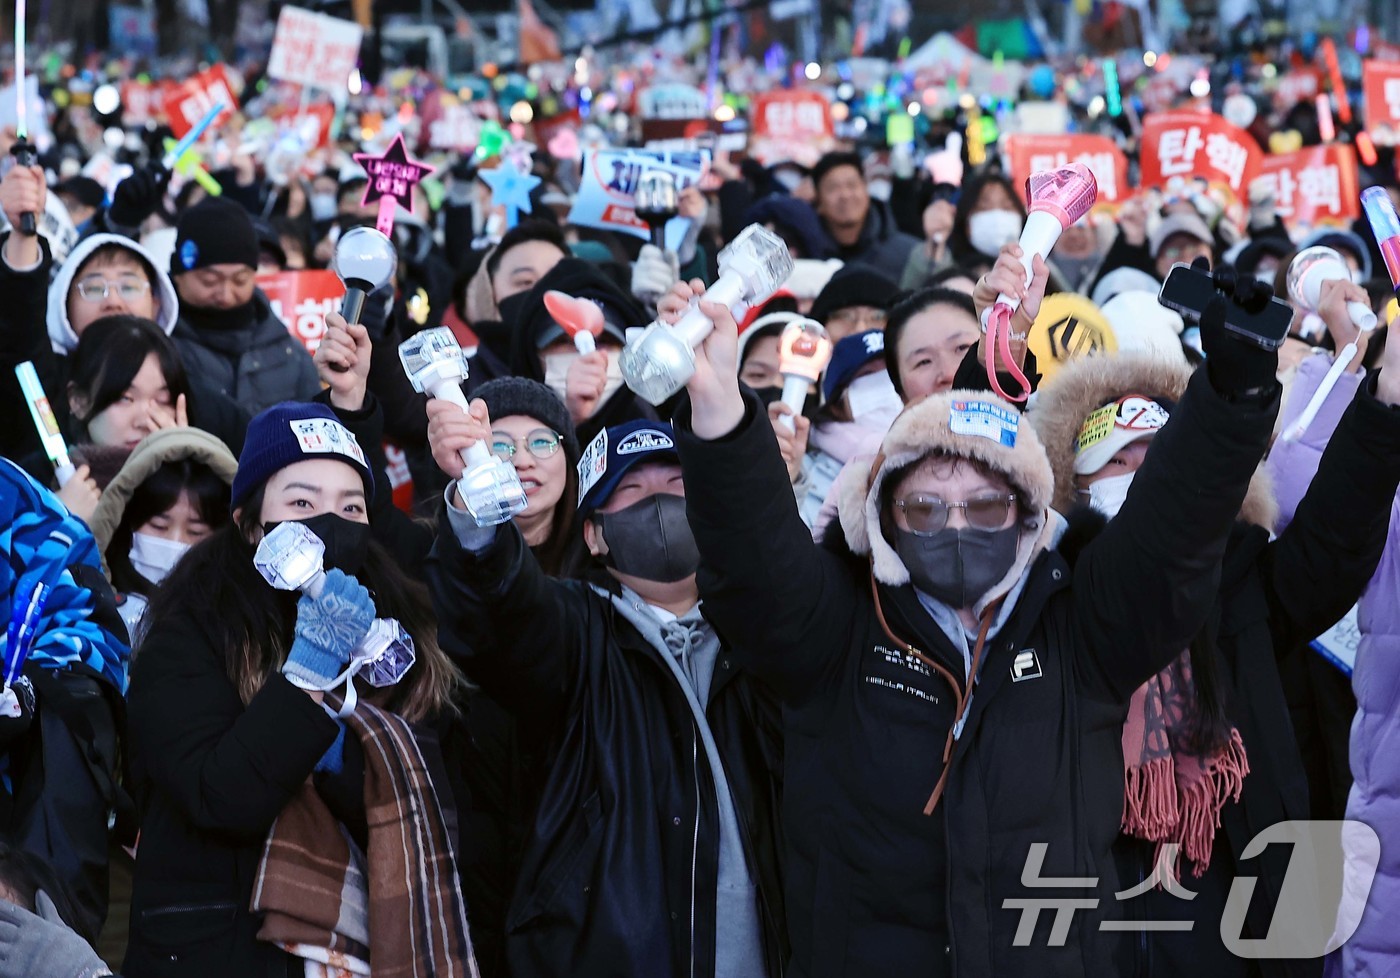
<box><xmin>616</xmin><ymin>429</ymin><xmax>675</xmax><ymax>455</ymax></box>
<box><xmin>577</xmin><ymin>429</ymin><xmax>608</xmax><ymax>503</ymax></box>
<box><xmin>949</xmin><ymin>400</ymin><xmax>1018</xmax><ymax>448</ymax></box>
<box><xmin>1114</xmin><ymin>395</ymin><xmax>1170</xmax><ymax>431</ymax></box>
<box><xmin>862</xmin><ymin>332</ymin><xmax>885</xmax><ymax>355</ymax></box>
<box><xmin>288</xmin><ymin>418</ymin><xmax>368</xmax><ymax>469</ymax></box>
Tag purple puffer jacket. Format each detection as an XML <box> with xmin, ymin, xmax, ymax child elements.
<box><xmin>1269</xmin><ymin>354</ymin><xmax>1400</xmax><ymax>974</ymax></box>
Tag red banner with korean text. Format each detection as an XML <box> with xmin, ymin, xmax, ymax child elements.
<box><xmin>1363</xmin><ymin>60</ymin><xmax>1400</xmax><ymax>145</ymax></box>
<box><xmin>162</xmin><ymin>65</ymin><xmax>240</xmax><ymax>139</ymax></box>
<box><xmin>1255</xmin><ymin>145</ymin><xmax>1360</xmax><ymax>229</ymax></box>
<box><xmin>1140</xmin><ymin>111</ymin><xmax>1261</xmax><ymax>197</ymax></box>
<box><xmin>749</xmin><ymin>90</ymin><xmax>835</xmax><ymax>167</ymax></box>
<box><xmin>261</xmin><ymin>270</ymin><xmax>346</xmax><ymax>355</ymax></box>
<box><xmin>1004</xmin><ymin>134</ymin><xmax>1130</xmax><ymax>205</ymax></box>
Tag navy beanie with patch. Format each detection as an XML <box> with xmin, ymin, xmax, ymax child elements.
<box><xmin>231</xmin><ymin>402</ymin><xmax>375</xmax><ymax>512</ymax></box>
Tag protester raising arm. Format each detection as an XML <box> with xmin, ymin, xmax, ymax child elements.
<box><xmin>0</xmin><ymin>164</ymin><xmax>58</xmax><ymax>463</ymax></box>
<box><xmin>424</xmin><ymin>399</ymin><xmax>583</xmax><ymax>721</ymax></box>
<box><xmin>671</xmin><ymin>279</ymin><xmax>863</xmax><ymax>701</ymax></box>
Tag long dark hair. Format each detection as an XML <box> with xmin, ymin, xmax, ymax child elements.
<box><xmin>0</xmin><ymin>843</ymin><xmax>90</xmax><ymax>943</ymax></box>
<box><xmin>66</xmin><ymin>315</ymin><xmax>191</xmax><ymax>442</ymax></box>
<box><xmin>107</xmin><ymin>459</ymin><xmax>231</xmax><ymax>598</ymax></box>
<box><xmin>533</xmin><ymin>457</ymin><xmax>582</xmax><ymax>578</ymax></box>
<box><xmin>948</xmin><ymin>171</ymin><xmax>1027</xmax><ymax>271</ymax></box>
<box><xmin>144</xmin><ymin>483</ymin><xmax>461</xmax><ymax>723</ymax></box>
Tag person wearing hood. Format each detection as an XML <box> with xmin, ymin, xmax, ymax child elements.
<box><xmin>667</xmin><ymin>257</ymin><xmax>1288</xmax><ymax>975</ymax></box>
<box><xmin>1025</xmin><ymin>333</ymin><xmax>1400</xmax><ymax>978</ymax></box>
<box><xmin>505</xmin><ymin>257</ymin><xmax>659</xmax><ymax>447</ymax></box>
<box><xmin>742</xmin><ymin>194</ymin><xmax>839</xmax><ymax>260</ymax></box>
<box><xmin>811</xmin><ymin>152</ymin><xmax>921</xmax><ymax>271</ymax></box>
<box><xmin>797</xmin><ymin>330</ymin><xmax>903</xmax><ymax>527</ymax></box>
<box><xmin>426</xmin><ymin>412</ymin><xmax>786</xmax><ymax>978</ymax></box>
<box><xmin>86</xmin><ymin>426</ymin><xmax>237</xmax><ymax>644</ymax></box>
<box><xmin>167</xmin><ymin>197</ymin><xmax>320</xmax><ymax>415</ymax></box>
<box><xmin>459</xmin><ymin>220</ymin><xmax>570</xmax><ymax>393</ymax></box>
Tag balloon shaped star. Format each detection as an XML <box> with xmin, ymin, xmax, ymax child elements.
<box><xmin>353</xmin><ymin>133</ymin><xmax>436</xmax><ymax>236</ymax></box>
<box><xmin>480</xmin><ymin>160</ymin><xmax>541</xmax><ymax>229</ymax></box>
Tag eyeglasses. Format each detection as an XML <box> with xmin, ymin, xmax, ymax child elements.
<box><xmin>490</xmin><ymin>428</ymin><xmax>562</xmax><ymax>461</ymax></box>
<box><xmin>893</xmin><ymin>492</ymin><xmax>1017</xmax><ymax>535</ymax></box>
<box><xmin>827</xmin><ymin>307</ymin><xmax>888</xmax><ymax>329</ymax></box>
<box><xmin>75</xmin><ymin>277</ymin><xmax>152</xmax><ymax>303</ymax></box>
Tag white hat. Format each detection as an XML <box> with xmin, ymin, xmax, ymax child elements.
<box><xmin>1073</xmin><ymin>394</ymin><xmax>1172</xmax><ymax>475</ymax></box>
<box><xmin>1100</xmin><ymin>292</ymin><xmax>1187</xmax><ymax>365</ymax></box>
<box><xmin>1091</xmin><ymin>266</ymin><xmax>1161</xmax><ymax>308</ymax></box>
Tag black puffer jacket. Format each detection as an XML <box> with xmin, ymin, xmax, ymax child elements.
<box><xmin>672</xmin><ymin>369</ymin><xmax>1277</xmax><ymax>978</ymax></box>
<box><xmin>425</xmin><ymin>519</ymin><xmax>787</xmax><ymax>978</ymax></box>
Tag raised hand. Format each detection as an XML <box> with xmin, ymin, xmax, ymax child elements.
<box><xmin>315</xmin><ymin>312</ymin><xmax>372</xmax><ymax>411</ymax></box>
<box><xmin>564</xmin><ymin>351</ymin><xmax>609</xmax><ymax>423</ymax></box>
<box><xmin>427</xmin><ymin>397</ymin><xmax>492</xmax><ymax>483</ymax></box>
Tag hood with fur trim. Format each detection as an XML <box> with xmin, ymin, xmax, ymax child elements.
<box><xmin>1028</xmin><ymin>354</ymin><xmax>1277</xmax><ymax>529</ymax></box>
<box><xmin>47</xmin><ymin>233</ymin><xmax>181</xmax><ymax>354</ymax></box>
<box><xmin>835</xmin><ymin>390</ymin><xmax>1058</xmax><ymax>611</ymax></box>
<box><xmin>88</xmin><ymin>426</ymin><xmax>237</xmax><ymax>554</ymax></box>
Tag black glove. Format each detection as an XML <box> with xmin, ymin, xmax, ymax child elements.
<box><xmin>1198</xmin><ymin>260</ymin><xmax>1280</xmax><ymax>400</ymax></box>
<box><xmin>107</xmin><ymin>163</ymin><xmax>169</xmax><ymax>229</ymax></box>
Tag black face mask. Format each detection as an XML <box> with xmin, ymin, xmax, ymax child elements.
<box><xmin>593</xmin><ymin>494</ymin><xmax>699</xmax><ymax>584</ymax></box>
<box><xmin>894</xmin><ymin>524</ymin><xmax>1021</xmax><ymax>609</ymax></box>
<box><xmin>184</xmin><ymin>299</ymin><xmax>257</xmax><ymax>333</ymax></box>
<box><xmin>264</xmin><ymin>512</ymin><xmax>372</xmax><ymax>577</ymax></box>
<box><xmin>753</xmin><ymin>384</ymin><xmax>821</xmax><ymax>423</ymax></box>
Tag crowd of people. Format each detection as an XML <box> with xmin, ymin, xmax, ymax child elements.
<box><xmin>4</xmin><ymin>22</ymin><xmax>1400</xmax><ymax>978</ymax></box>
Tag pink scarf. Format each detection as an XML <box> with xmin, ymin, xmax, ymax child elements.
<box><xmin>1120</xmin><ymin>651</ymin><xmax>1249</xmax><ymax>878</ymax></box>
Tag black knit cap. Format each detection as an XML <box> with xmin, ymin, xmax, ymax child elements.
<box><xmin>809</xmin><ymin>264</ymin><xmax>901</xmax><ymax>325</ymax></box>
<box><xmin>474</xmin><ymin>377</ymin><xmax>580</xmax><ymax>462</ymax></box>
<box><xmin>172</xmin><ymin>198</ymin><xmax>259</xmax><ymax>274</ymax></box>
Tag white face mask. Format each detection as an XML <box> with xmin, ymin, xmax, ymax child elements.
<box><xmin>128</xmin><ymin>531</ymin><xmax>192</xmax><ymax>586</ymax></box>
<box><xmin>968</xmin><ymin>209</ymin><xmax>1024</xmax><ymax>257</ymax></box>
<box><xmin>309</xmin><ymin>192</ymin><xmax>339</xmax><ymax>222</ymax></box>
<box><xmin>543</xmin><ymin>350</ymin><xmax>626</xmax><ymax>412</ymax></box>
<box><xmin>844</xmin><ymin>371</ymin><xmax>902</xmax><ymax>429</ymax></box>
<box><xmin>867</xmin><ymin>178</ymin><xmax>893</xmax><ymax>202</ymax></box>
<box><xmin>1083</xmin><ymin>472</ymin><xmax>1135</xmax><ymax>520</ymax></box>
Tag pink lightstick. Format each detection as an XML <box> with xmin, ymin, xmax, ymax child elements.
<box><xmin>543</xmin><ymin>291</ymin><xmax>606</xmax><ymax>354</ymax></box>
<box><xmin>776</xmin><ymin>318</ymin><xmax>833</xmax><ymax>432</ymax></box>
<box><xmin>981</xmin><ymin>163</ymin><xmax>1099</xmax><ymax>402</ymax></box>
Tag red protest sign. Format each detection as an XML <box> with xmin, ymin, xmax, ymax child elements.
<box><xmin>749</xmin><ymin>90</ymin><xmax>835</xmax><ymax>167</ymax></box>
<box><xmin>162</xmin><ymin>65</ymin><xmax>239</xmax><ymax>139</ymax></box>
<box><xmin>1255</xmin><ymin>145</ymin><xmax>1360</xmax><ymax>228</ymax></box>
<box><xmin>268</xmin><ymin>103</ymin><xmax>336</xmax><ymax>150</ymax></box>
<box><xmin>1363</xmin><ymin>60</ymin><xmax>1400</xmax><ymax>145</ymax></box>
<box><xmin>1140</xmin><ymin>111</ymin><xmax>1260</xmax><ymax>196</ymax></box>
<box><xmin>260</xmin><ymin>270</ymin><xmax>346</xmax><ymax>355</ymax></box>
<box><xmin>1005</xmin><ymin>134</ymin><xmax>1129</xmax><ymax>204</ymax></box>
<box><xmin>1274</xmin><ymin>69</ymin><xmax>1321</xmax><ymax>111</ymax></box>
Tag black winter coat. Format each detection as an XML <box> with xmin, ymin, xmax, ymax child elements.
<box><xmin>671</xmin><ymin>372</ymin><xmax>1278</xmax><ymax>978</ymax></box>
<box><xmin>426</xmin><ymin>519</ymin><xmax>788</xmax><ymax>978</ymax></box>
<box><xmin>1107</xmin><ymin>373</ymin><xmax>1400</xmax><ymax>978</ymax></box>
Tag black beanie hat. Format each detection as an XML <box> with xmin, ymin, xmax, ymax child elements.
<box><xmin>809</xmin><ymin>264</ymin><xmax>901</xmax><ymax>325</ymax></box>
<box><xmin>173</xmin><ymin>198</ymin><xmax>259</xmax><ymax>274</ymax></box>
<box><xmin>475</xmin><ymin>377</ymin><xmax>580</xmax><ymax>462</ymax></box>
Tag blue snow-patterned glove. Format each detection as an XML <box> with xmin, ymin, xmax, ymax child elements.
<box><xmin>283</xmin><ymin>569</ymin><xmax>375</xmax><ymax>690</ymax></box>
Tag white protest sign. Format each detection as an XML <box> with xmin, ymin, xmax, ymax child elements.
<box><xmin>267</xmin><ymin>6</ymin><xmax>364</xmax><ymax>92</ymax></box>
<box><xmin>566</xmin><ymin>148</ymin><xmax>709</xmax><ymax>242</ymax></box>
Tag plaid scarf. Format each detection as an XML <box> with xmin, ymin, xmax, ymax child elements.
<box><xmin>252</xmin><ymin>700</ymin><xmax>479</xmax><ymax>978</ymax></box>
<box><xmin>1120</xmin><ymin>651</ymin><xmax>1249</xmax><ymax>879</ymax></box>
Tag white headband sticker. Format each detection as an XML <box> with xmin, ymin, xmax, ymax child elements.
<box><xmin>288</xmin><ymin>418</ymin><xmax>367</xmax><ymax>469</ymax></box>
<box><xmin>949</xmin><ymin>400</ymin><xmax>1018</xmax><ymax>448</ymax></box>
<box><xmin>578</xmin><ymin>428</ymin><xmax>608</xmax><ymax>503</ymax></box>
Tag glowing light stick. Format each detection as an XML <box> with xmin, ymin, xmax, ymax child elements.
<box><xmin>620</xmin><ymin>224</ymin><xmax>793</xmax><ymax>406</ymax></box>
<box><xmin>1316</xmin><ymin>94</ymin><xmax>1336</xmax><ymax>143</ymax></box>
<box><xmin>981</xmin><ymin>163</ymin><xmax>1098</xmax><ymax>402</ymax></box>
<box><xmin>15</xmin><ymin>361</ymin><xmax>74</xmax><ymax>485</ymax></box>
<box><xmin>544</xmin><ymin>291</ymin><xmax>604</xmax><ymax>354</ymax></box>
<box><xmin>10</xmin><ymin>0</ymin><xmax>36</xmax><ymax>235</ymax></box>
<box><xmin>161</xmin><ymin>102</ymin><xmax>225</xmax><ymax>170</ymax></box>
<box><xmin>776</xmin><ymin>318</ymin><xmax>832</xmax><ymax>432</ymax></box>
<box><xmin>1364</xmin><ymin>186</ymin><xmax>1400</xmax><ymax>287</ymax></box>
<box><xmin>399</xmin><ymin>328</ymin><xmax>528</xmax><ymax>526</ymax></box>
<box><xmin>1103</xmin><ymin>59</ymin><xmax>1122</xmax><ymax>117</ymax></box>
<box><xmin>1320</xmin><ymin>38</ymin><xmax>1353</xmax><ymax>124</ymax></box>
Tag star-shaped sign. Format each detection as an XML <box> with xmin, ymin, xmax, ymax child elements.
<box><xmin>479</xmin><ymin>160</ymin><xmax>541</xmax><ymax>229</ymax></box>
<box><xmin>353</xmin><ymin>133</ymin><xmax>436</xmax><ymax>236</ymax></box>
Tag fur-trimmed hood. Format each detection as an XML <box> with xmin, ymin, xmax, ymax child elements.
<box><xmin>1028</xmin><ymin>354</ymin><xmax>1278</xmax><ymax>529</ymax></box>
<box><xmin>834</xmin><ymin>390</ymin><xmax>1058</xmax><ymax>611</ymax></box>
